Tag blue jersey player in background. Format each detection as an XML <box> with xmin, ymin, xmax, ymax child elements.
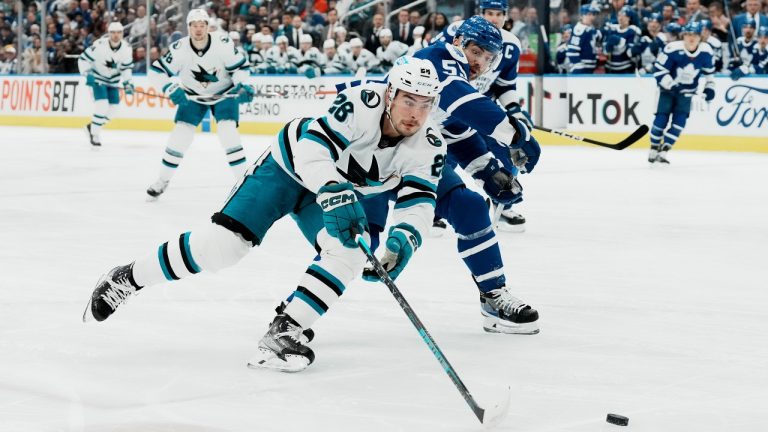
<box><xmin>731</xmin><ymin>25</ymin><xmax>768</xmax><ymax>79</ymax></box>
<box><xmin>649</xmin><ymin>21</ymin><xmax>715</xmax><ymax>164</ymax></box>
<box><xmin>603</xmin><ymin>6</ymin><xmax>641</xmax><ymax>74</ymax></box>
<box><xmin>433</xmin><ymin>0</ymin><xmax>531</xmax><ymax>231</ymax></box>
<box><xmin>567</xmin><ymin>4</ymin><xmax>602</xmax><ymax>74</ymax></box>
<box><xmin>362</xmin><ymin>15</ymin><xmax>542</xmax><ymax>334</ymax></box>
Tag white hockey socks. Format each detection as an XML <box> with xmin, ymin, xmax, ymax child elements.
<box><xmin>217</xmin><ymin>120</ymin><xmax>247</xmax><ymax>178</ymax></box>
<box><xmin>90</xmin><ymin>100</ymin><xmax>110</xmax><ymax>139</ymax></box>
<box><xmin>156</xmin><ymin>122</ymin><xmax>195</xmax><ymax>182</ymax></box>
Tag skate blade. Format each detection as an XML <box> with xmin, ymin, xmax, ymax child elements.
<box><xmin>482</xmin><ymin>316</ymin><xmax>539</xmax><ymax>335</ymax></box>
<box><xmin>247</xmin><ymin>348</ymin><xmax>310</xmax><ymax>373</ymax></box>
<box><xmin>496</xmin><ymin>222</ymin><xmax>525</xmax><ymax>233</ymax></box>
<box><xmin>146</xmin><ymin>194</ymin><xmax>160</xmax><ymax>202</ymax></box>
<box><xmin>82</xmin><ymin>297</ymin><xmax>94</xmax><ymax>323</ymax></box>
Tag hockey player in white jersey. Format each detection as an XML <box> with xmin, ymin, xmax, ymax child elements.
<box><xmin>375</xmin><ymin>28</ymin><xmax>410</xmax><ymax>70</ymax></box>
<box><xmin>146</xmin><ymin>9</ymin><xmax>254</xmax><ymax>200</ymax></box>
<box><xmin>296</xmin><ymin>34</ymin><xmax>325</xmax><ymax>78</ymax></box>
<box><xmin>348</xmin><ymin>37</ymin><xmax>379</xmax><ymax>74</ymax></box>
<box><xmin>78</xmin><ymin>21</ymin><xmax>134</xmax><ymax>147</ymax></box>
<box><xmin>82</xmin><ymin>59</ymin><xmax>445</xmax><ymax>373</ymax></box>
<box><xmin>323</xmin><ymin>39</ymin><xmax>354</xmax><ymax>74</ymax></box>
<box><xmin>264</xmin><ymin>35</ymin><xmax>302</xmax><ymax>73</ymax></box>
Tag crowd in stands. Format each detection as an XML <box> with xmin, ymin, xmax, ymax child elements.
<box><xmin>1</xmin><ymin>0</ymin><xmax>766</xmax><ymax>76</ymax></box>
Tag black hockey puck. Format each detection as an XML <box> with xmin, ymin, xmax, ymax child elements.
<box><xmin>606</xmin><ymin>414</ymin><xmax>629</xmax><ymax>426</ymax></box>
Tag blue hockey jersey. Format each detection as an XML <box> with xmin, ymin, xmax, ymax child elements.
<box><xmin>567</xmin><ymin>22</ymin><xmax>602</xmax><ymax>73</ymax></box>
<box><xmin>653</xmin><ymin>41</ymin><xmax>715</xmax><ymax>95</ymax></box>
<box><xmin>603</xmin><ymin>24</ymin><xmax>641</xmax><ymax>71</ymax></box>
<box><xmin>736</xmin><ymin>36</ymin><xmax>757</xmax><ymax>66</ymax></box>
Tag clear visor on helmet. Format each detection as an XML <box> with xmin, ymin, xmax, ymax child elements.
<box><xmin>387</xmin><ymin>86</ymin><xmax>440</xmax><ymax>115</ymax></box>
<box><xmin>461</xmin><ymin>39</ymin><xmax>501</xmax><ymax>76</ymax></box>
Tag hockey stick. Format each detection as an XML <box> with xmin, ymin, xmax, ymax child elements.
<box><xmin>534</xmin><ymin>124</ymin><xmax>649</xmax><ymax>150</ymax></box>
<box><xmin>355</xmin><ymin>234</ymin><xmax>511</xmax><ymax>426</ymax></box>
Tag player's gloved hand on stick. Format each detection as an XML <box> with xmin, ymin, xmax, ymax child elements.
<box><xmin>85</xmin><ymin>73</ymin><xmax>98</xmax><ymax>88</ymax></box>
<box><xmin>123</xmin><ymin>81</ymin><xmax>135</xmax><ymax>95</ymax></box>
<box><xmin>317</xmin><ymin>182</ymin><xmax>368</xmax><ymax>248</ymax></box>
<box><xmin>729</xmin><ymin>66</ymin><xmax>746</xmax><ymax>81</ymax></box>
<box><xmin>165</xmin><ymin>80</ymin><xmax>189</xmax><ymax>106</ymax></box>
<box><xmin>508</xmin><ymin>117</ymin><xmax>541</xmax><ymax>173</ymax></box>
<box><xmin>506</xmin><ymin>103</ymin><xmax>533</xmax><ymax>130</ymax></box>
<box><xmin>363</xmin><ymin>224</ymin><xmax>420</xmax><ymax>282</ymax></box>
<box><xmin>703</xmin><ymin>87</ymin><xmax>715</xmax><ymax>102</ymax></box>
<box><xmin>473</xmin><ymin>158</ymin><xmax>523</xmax><ymax>205</ymax></box>
<box><xmin>234</xmin><ymin>83</ymin><xmax>256</xmax><ymax>103</ymax></box>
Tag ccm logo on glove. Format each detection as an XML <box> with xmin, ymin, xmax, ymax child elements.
<box><xmin>320</xmin><ymin>193</ymin><xmax>357</xmax><ymax>210</ymax></box>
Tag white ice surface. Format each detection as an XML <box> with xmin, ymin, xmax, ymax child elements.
<box><xmin>0</xmin><ymin>126</ymin><xmax>767</xmax><ymax>432</ymax></box>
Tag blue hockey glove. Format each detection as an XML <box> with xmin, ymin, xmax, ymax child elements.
<box><xmin>123</xmin><ymin>81</ymin><xmax>135</xmax><ymax>95</ymax></box>
<box><xmin>165</xmin><ymin>81</ymin><xmax>188</xmax><ymax>106</ymax></box>
<box><xmin>730</xmin><ymin>67</ymin><xmax>746</xmax><ymax>81</ymax></box>
<box><xmin>363</xmin><ymin>223</ymin><xmax>420</xmax><ymax>282</ymax></box>
<box><xmin>506</xmin><ymin>103</ymin><xmax>534</xmax><ymax>130</ymax></box>
<box><xmin>509</xmin><ymin>117</ymin><xmax>541</xmax><ymax>173</ymax></box>
<box><xmin>473</xmin><ymin>158</ymin><xmax>523</xmax><ymax>205</ymax></box>
<box><xmin>85</xmin><ymin>73</ymin><xmax>98</xmax><ymax>88</ymax></box>
<box><xmin>234</xmin><ymin>83</ymin><xmax>256</xmax><ymax>103</ymax></box>
<box><xmin>703</xmin><ymin>87</ymin><xmax>715</xmax><ymax>102</ymax></box>
<box><xmin>316</xmin><ymin>182</ymin><xmax>368</xmax><ymax>248</ymax></box>
<box><xmin>605</xmin><ymin>34</ymin><xmax>621</xmax><ymax>52</ymax></box>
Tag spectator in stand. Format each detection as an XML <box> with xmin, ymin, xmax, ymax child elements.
<box><xmin>423</xmin><ymin>12</ymin><xmax>448</xmax><ymax>40</ymax></box>
<box><xmin>21</xmin><ymin>35</ymin><xmax>43</xmax><ymax>74</ymax></box>
<box><xmin>133</xmin><ymin>46</ymin><xmax>146</xmax><ymax>73</ymax></box>
<box><xmin>683</xmin><ymin>0</ymin><xmax>708</xmax><ymax>23</ymax></box>
<box><xmin>508</xmin><ymin>7</ymin><xmax>526</xmax><ymax>38</ymax></box>
<box><xmin>277</xmin><ymin>9</ymin><xmax>298</xmax><ymax>47</ymax></box>
<box><xmin>321</xmin><ymin>8</ymin><xmax>341</xmax><ymax>41</ymax></box>
<box><xmin>661</xmin><ymin>1</ymin><xmax>680</xmax><ymax>27</ymax></box>
<box><xmin>392</xmin><ymin>9</ymin><xmax>414</xmax><ymax>46</ymax></box>
<box><xmin>409</xmin><ymin>10</ymin><xmax>421</xmax><ymax>28</ymax></box>
<box><xmin>733</xmin><ymin>0</ymin><xmax>766</xmax><ymax>38</ymax></box>
<box><xmin>707</xmin><ymin>1</ymin><xmax>731</xmax><ymax>41</ymax></box>
<box><xmin>0</xmin><ymin>25</ymin><xmax>13</xmax><ymax>46</ymax></box>
<box><xmin>0</xmin><ymin>44</ymin><xmax>17</xmax><ymax>74</ymax></box>
<box><xmin>363</xmin><ymin>13</ymin><xmax>385</xmax><ymax>52</ymax></box>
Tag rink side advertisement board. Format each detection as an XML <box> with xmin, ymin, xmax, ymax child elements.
<box><xmin>0</xmin><ymin>74</ymin><xmax>766</xmax><ymax>152</ymax></box>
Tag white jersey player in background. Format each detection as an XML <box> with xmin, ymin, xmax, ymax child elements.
<box><xmin>296</xmin><ymin>34</ymin><xmax>325</xmax><ymax>78</ymax></box>
<box><xmin>146</xmin><ymin>9</ymin><xmax>254</xmax><ymax>200</ymax></box>
<box><xmin>78</xmin><ymin>21</ymin><xmax>134</xmax><ymax>147</ymax></box>
<box><xmin>375</xmin><ymin>29</ymin><xmax>410</xmax><ymax>69</ymax></box>
<box><xmin>82</xmin><ymin>58</ymin><xmax>446</xmax><ymax>373</ymax></box>
<box><xmin>348</xmin><ymin>37</ymin><xmax>379</xmax><ymax>74</ymax></box>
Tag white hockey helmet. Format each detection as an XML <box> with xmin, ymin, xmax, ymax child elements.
<box><xmin>299</xmin><ymin>34</ymin><xmax>313</xmax><ymax>44</ymax></box>
<box><xmin>349</xmin><ymin>37</ymin><xmax>363</xmax><ymax>48</ymax></box>
<box><xmin>323</xmin><ymin>39</ymin><xmax>336</xmax><ymax>49</ymax></box>
<box><xmin>262</xmin><ymin>35</ymin><xmax>274</xmax><ymax>45</ymax></box>
<box><xmin>275</xmin><ymin>35</ymin><xmax>289</xmax><ymax>45</ymax></box>
<box><xmin>334</xmin><ymin>26</ymin><xmax>347</xmax><ymax>35</ymax></box>
<box><xmin>229</xmin><ymin>31</ymin><xmax>240</xmax><ymax>41</ymax></box>
<box><xmin>107</xmin><ymin>21</ymin><xmax>124</xmax><ymax>33</ymax></box>
<box><xmin>378</xmin><ymin>28</ymin><xmax>393</xmax><ymax>39</ymax></box>
<box><xmin>251</xmin><ymin>33</ymin><xmax>261</xmax><ymax>43</ymax></box>
<box><xmin>413</xmin><ymin>25</ymin><xmax>425</xmax><ymax>36</ymax></box>
<box><xmin>387</xmin><ymin>56</ymin><xmax>441</xmax><ymax>106</ymax></box>
<box><xmin>186</xmin><ymin>9</ymin><xmax>210</xmax><ymax>26</ymax></box>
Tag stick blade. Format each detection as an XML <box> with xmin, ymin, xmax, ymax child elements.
<box><xmin>612</xmin><ymin>124</ymin><xmax>649</xmax><ymax>150</ymax></box>
<box><xmin>481</xmin><ymin>386</ymin><xmax>512</xmax><ymax>428</ymax></box>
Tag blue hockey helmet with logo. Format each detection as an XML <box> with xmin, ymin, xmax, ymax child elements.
<box><xmin>742</xmin><ymin>17</ymin><xmax>757</xmax><ymax>29</ymax></box>
<box><xmin>561</xmin><ymin>23</ymin><xmax>573</xmax><ymax>34</ymax></box>
<box><xmin>648</xmin><ymin>12</ymin><xmax>662</xmax><ymax>23</ymax></box>
<box><xmin>665</xmin><ymin>22</ymin><xmax>682</xmax><ymax>35</ymax></box>
<box><xmin>699</xmin><ymin>19</ymin><xmax>712</xmax><ymax>30</ymax></box>
<box><xmin>580</xmin><ymin>4</ymin><xmax>601</xmax><ymax>15</ymax></box>
<box><xmin>479</xmin><ymin>0</ymin><xmax>508</xmax><ymax>12</ymax></box>
<box><xmin>456</xmin><ymin>15</ymin><xmax>503</xmax><ymax>55</ymax></box>
<box><xmin>681</xmin><ymin>21</ymin><xmax>702</xmax><ymax>35</ymax></box>
<box><xmin>758</xmin><ymin>26</ymin><xmax>768</xmax><ymax>37</ymax></box>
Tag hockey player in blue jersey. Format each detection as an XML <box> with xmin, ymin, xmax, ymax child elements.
<box><xmin>82</xmin><ymin>59</ymin><xmax>446</xmax><ymax>372</ymax></box>
<box><xmin>649</xmin><ymin>21</ymin><xmax>715</xmax><ymax>164</ymax></box>
<box><xmin>360</xmin><ymin>16</ymin><xmax>542</xmax><ymax>335</ymax></box>
<box><xmin>556</xmin><ymin>24</ymin><xmax>573</xmax><ymax>74</ymax></box>
<box><xmin>731</xmin><ymin>25</ymin><xmax>768</xmax><ymax>79</ymax></box>
<box><xmin>734</xmin><ymin>18</ymin><xmax>758</xmax><ymax>70</ymax></box>
<box><xmin>700</xmin><ymin>19</ymin><xmax>727</xmax><ymax>73</ymax></box>
<box><xmin>567</xmin><ymin>4</ymin><xmax>603</xmax><ymax>74</ymax></box>
<box><xmin>433</xmin><ymin>0</ymin><xmax>531</xmax><ymax>231</ymax></box>
<box><xmin>603</xmin><ymin>6</ymin><xmax>641</xmax><ymax>74</ymax></box>
<box><xmin>635</xmin><ymin>13</ymin><xmax>666</xmax><ymax>74</ymax></box>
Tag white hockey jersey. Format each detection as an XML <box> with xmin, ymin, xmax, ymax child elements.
<box><xmin>270</xmin><ymin>82</ymin><xmax>446</xmax><ymax>239</ymax></box>
<box><xmin>264</xmin><ymin>45</ymin><xmax>302</xmax><ymax>68</ymax></box>
<box><xmin>78</xmin><ymin>37</ymin><xmax>133</xmax><ymax>86</ymax></box>
<box><xmin>376</xmin><ymin>41</ymin><xmax>410</xmax><ymax>65</ymax></box>
<box><xmin>298</xmin><ymin>47</ymin><xmax>326</xmax><ymax>69</ymax></box>
<box><xmin>149</xmin><ymin>32</ymin><xmax>249</xmax><ymax>103</ymax></box>
<box><xmin>352</xmin><ymin>49</ymin><xmax>380</xmax><ymax>71</ymax></box>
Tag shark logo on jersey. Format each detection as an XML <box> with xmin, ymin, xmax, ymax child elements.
<box><xmin>105</xmin><ymin>59</ymin><xmax>118</xmax><ymax>70</ymax></box>
<box><xmin>192</xmin><ymin>65</ymin><xmax>219</xmax><ymax>87</ymax></box>
<box><xmin>360</xmin><ymin>89</ymin><xmax>381</xmax><ymax>108</ymax></box>
<box><xmin>345</xmin><ymin>155</ymin><xmax>382</xmax><ymax>186</ymax></box>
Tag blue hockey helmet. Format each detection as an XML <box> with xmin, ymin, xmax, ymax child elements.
<box><xmin>742</xmin><ymin>17</ymin><xmax>757</xmax><ymax>29</ymax></box>
<box><xmin>665</xmin><ymin>22</ymin><xmax>682</xmax><ymax>35</ymax></box>
<box><xmin>699</xmin><ymin>19</ymin><xmax>712</xmax><ymax>30</ymax></box>
<box><xmin>456</xmin><ymin>15</ymin><xmax>503</xmax><ymax>55</ymax></box>
<box><xmin>561</xmin><ymin>23</ymin><xmax>573</xmax><ymax>34</ymax></box>
<box><xmin>681</xmin><ymin>21</ymin><xmax>702</xmax><ymax>35</ymax></box>
<box><xmin>618</xmin><ymin>5</ymin><xmax>638</xmax><ymax>23</ymax></box>
<box><xmin>648</xmin><ymin>12</ymin><xmax>662</xmax><ymax>23</ymax></box>
<box><xmin>580</xmin><ymin>4</ymin><xmax>601</xmax><ymax>15</ymax></box>
<box><xmin>479</xmin><ymin>0</ymin><xmax>508</xmax><ymax>12</ymax></box>
<box><xmin>758</xmin><ymin>26</ymin><xmax>768</xmax><ymax>37</ymax></box>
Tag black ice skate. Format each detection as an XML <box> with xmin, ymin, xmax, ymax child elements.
<box><xmin>247</xmin><ymin>314</ymin><xmax>315</xmax><ymax>372</ymax></box>
<box><xmin>274</xmin><ymin>301</ymin><xmax>315</xmax><ymax>343</ymax></box>
<box><xmin>85</xmin><ymin>123</ymin><xmax>101</xmax><ymax>147</ymax></box>
<box><xmin>83</xmin><ymin>264</ymin><xmax>140</xmax><ymax>322</ymax></box>
<box><xmin>430</xmin><ymin>217</ymin><xmax>448</xmax><ymax>237</ymax></box>
<box><xmin>146</xmin><ymin>179</ymin><xmax>170</xmax><ymax>201</ymax></box>
<box><xmin>497</xmin><ymin>208</ymin><xmax>526</xmax><ymax>233</ymax></box>
<box><xmin>480</xmin><ymin>287</ymin><xmax>539</xmax><ymax>335</ymax></box>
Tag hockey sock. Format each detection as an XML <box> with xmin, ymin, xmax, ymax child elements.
<box><xmin>217</xmin><ymin>120</ymin><xmax>247</xmax><ymax>178</ymax></box>
<box><xmin>438</xmin><ymin>187</ymin><xmax>505</xmax><ymax>293</ymax></box>
<box><xmin>283</xmin><ymin>230</ymin><xmax>366</xmax><ymax>329</ymax></box>
<box><xmin>90</xmin><ymin>99</ymin><xmax>110</xmax><ymax>139</ymax></box>
<box><xmin>650</xmin><ymin>113</ymin><xmax>670</xmax><ymax>150</ymax></box>
<box><xmin>157</xmin><ymin>122</ymin><xmax>195</xmax><ymax>181</ymax></box>
<box><xmin>131</xmin><ymin>223</ymin><xmax>251</xmax><ymax>288</ymax></box>
<box><xmin>662</xmin><ymin>112</ymin><xmax>688</xmax><ymax>151</ymax></box>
